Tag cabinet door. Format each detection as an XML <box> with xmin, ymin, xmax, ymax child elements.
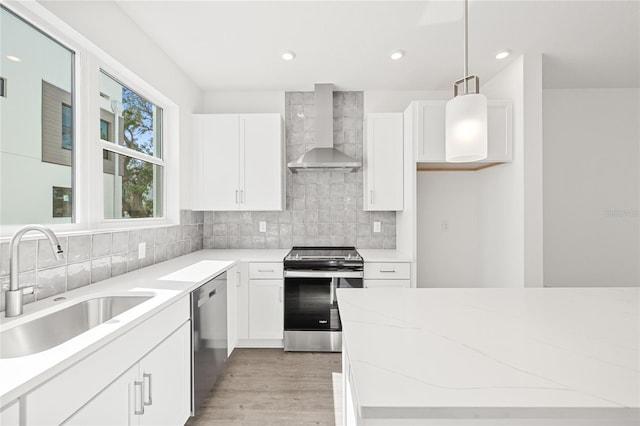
<box><xmin>0</xmin><ymin>400</ymin><xmax>19</xmax><ymax>426</ymax></box>
<box><xmin>249</xmin><ymin>279</ymin><xmax>283</xmax><ymax>339</ymax></box>
<box><xmin>138</xmin><ymin>322</ymin><xmax>191</xmax><ymax>426</ymax></box>
<box><xmin>199</xmin><ymin>114</ymin><xmax>241</xmax><ymax>210</ymax></box>
<box><xmin>416</xmin><ymin>101</ymin><xmax>446</xmax><ymax>162</ymax></box>
<box><xmin>240</xmin><ymin>114</ymin><xmax>283</xmax><ymax>211</ymax></box>
<box><xmin>236</xmin><ymin>263</ymin><xmax>249</xmax><ymax>340</ymax></box>
<box><xmin>64</xmin><ymin>365</ymin><xmax>138</xmax><ymax>426</ymax></box>
<box><xmin>365</xmin><ymin>113</ymin><xmax>404</xmax><ymax>211</ymax></box>
<box><xmin>227</xmin><ymin>265</ymin><xmax>238</xmax><ymax>355</ymax></box>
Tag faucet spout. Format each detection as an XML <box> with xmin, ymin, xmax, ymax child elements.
<box><xmin>6</xmin><ymin>225</ymin><xmax>65</xmax><ymax>317</ymax></box>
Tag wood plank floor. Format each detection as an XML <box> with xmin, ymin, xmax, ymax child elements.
<box><xmin>186</xmin><ymin>348</ymin><xmax>342</xmax><ymax>426</ymax></box>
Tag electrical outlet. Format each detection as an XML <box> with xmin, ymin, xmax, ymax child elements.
<box><xmin>138</xmin><ymin>242</ymin><xmax>146</xmax><ymax>259</ymax></box>
<box><xmin>373</xmin><ymin>221</ymin><xmax>381</xmax><ymax>233</ymax></box>
<box><xmin>259</xmin><ymin>221</ymin><xmax>267</xmax><ymax>233</ymax></box>
<box><xmin>441</xmin><ymin>221</ymin><xmax>449</xmax><ymax>232</ymax></box>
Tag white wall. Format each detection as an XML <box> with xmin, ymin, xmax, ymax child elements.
<box><xmin>417</xmin><ymin>172</ymin><xmax>481</xmax><ymax>287</ymax></box>
<box><xmin>543</xmin><ymin>89</ymin><xmax>639</xmax><ymax>287</ymax></box>
<box><xmin>476</xmin><ymin>55</ymin><xmax>528</xmax><ymax>288</ymax></box>
<box><xmin>40</xmin><ymin>0</ymin><xmax>203</xmax><ymax>210</ymax></box>
<box><xmin>364</xmin><ymin>90</ymin><xmax>448</xmax><ymax>114</ymax></box>
<box><xmin>201</xmin><ymin>91</ymin><xmax>284</xmax><ymax>116</ymax></box>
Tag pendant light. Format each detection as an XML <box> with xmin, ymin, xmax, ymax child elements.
<box><xmin>445</xmin><ymin>0</ymin><xmax>487</xmax><ymax>163</ymax></box>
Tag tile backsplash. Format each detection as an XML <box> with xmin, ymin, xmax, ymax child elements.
<box><xmin>203</xmin><ymin>90</ymin><xmax>397</xmax><ymax>249</ymax></box>
<box><xmin>0</xmin><ymin>210</ymin><xmax>203</xmax><ymax>312</ymax></box>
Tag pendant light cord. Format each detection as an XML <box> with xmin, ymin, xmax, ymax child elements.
<box><xmin>463</xmin><ymin>0</ymin><xmax>469</xmax><ymax>95</ymax></box>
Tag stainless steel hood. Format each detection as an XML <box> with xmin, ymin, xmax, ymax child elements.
<box><xmin>287</xmin><ymin>83</ymin><xmax>361</xmax><ymax>173</ymax></box>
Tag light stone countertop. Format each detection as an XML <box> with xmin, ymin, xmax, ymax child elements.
<box><xmin>356</xmin><ymin>249</ymin><xmax>411</xmax><ymax>262</ymax></box>
<box><xmin>0</xmin><ymin>249</ymin><xmax>287</xmax><ymax>406</ymax></box>
<box><xmin>337</xmin><ymin>287</ymin><xmax>640</xmax><ymax>424</ymax></box>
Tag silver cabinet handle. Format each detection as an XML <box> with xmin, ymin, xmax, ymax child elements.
<box><xmin>235</xmin><ymin>190</ymin><xmax>239</xmax><ymax>203</ymax></box>
<box><xmin>134</xmin><ymin>381</ymin><xmax>145</xmax><ymax>415</ymax></box>
<box><xmin>379</xmin><ymin>269</ymin><xmax>396</xmax><ymax>273</ymax></box>
<box><xmin>258</xmin><ymin>269</ymin><xmax>274</xmax><ymax>272</ymax></box>
<box><xmin>236</xmin><ymin>271</ymin><xmax>241</xmax><ymax>287</ymax></box>
<box><xmin>370</xmin><ymin>190</ymin><xmax>374</xmax><ymax>204</ymax></box>
<box><xmin>279</xmin><ymin>286</ymin><xmax>283</xmax><ymax>303</ymax></box>
<box><xmin>143</xmin><ymin>373</ymin><xmax>153</xmax><ymax>406</ymax></box>
<box><xmin>240</xmin><ymin>189</ymin><xmax>244</xmax><ymax>204</ymax></box>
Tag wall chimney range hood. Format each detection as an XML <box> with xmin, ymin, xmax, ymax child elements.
<box><xmin>287</xmin><ymin>84</ymin><xmax>361</xmax><ymax>173</ymax></box>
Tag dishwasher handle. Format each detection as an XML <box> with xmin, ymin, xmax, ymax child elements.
<box><xmin>197</xmin><ymin>288</ymin><xmax>217</xmax><ymax>308</ymax></box>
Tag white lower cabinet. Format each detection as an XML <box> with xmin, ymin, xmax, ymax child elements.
<box><xmin>248</xmin><ymin>279</ymin><xmax>283</xmax><ymax>340</ymax></box>
<box><xmin>0</xmin><ymin>400</ymin><xmax>19</xmax><ymax>426</ymax></box>
<box><xmin>65</xmin><ymin>321</ymin><xmax>191</xmax><ymax>426</ymax></box>
<box><xmin>24</xmin><ymin>297</ymin><xmax>190</xmax><ymax>426</ymax></box>
<box><xmin>227</xmin><ymin>264</ymin><xmax>239</xmax><ymax>356</ymax></box>
<box><xmin>364</xmin><ymin>262</ymin><xmax>412</xmax><ymax>288</ymax></box>
<box><xmin>235</xmin><ymin>262</ymin><xmax>250</xmax><ymax>341</ymax></box>
<box><xmin>236</xmin><ymin>262</ymin><xmax>284</xmax><ymax>346</ymax></box>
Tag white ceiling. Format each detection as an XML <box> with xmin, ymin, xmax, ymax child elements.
<box><xmin>114</xmin><ymin>0</ymin><xmax>639</xmax><ymax>92</ymax></box>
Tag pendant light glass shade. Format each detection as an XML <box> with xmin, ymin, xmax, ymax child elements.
<box><xmin>445</xmin><ymin>93</ymin><xmax>488</xmax><ymax>162</ymax></box>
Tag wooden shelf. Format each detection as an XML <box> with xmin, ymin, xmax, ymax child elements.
<box><xmin>416</xmin><ymin>162</ymin><xmax>503</xmax><ymax>172</ymax></box>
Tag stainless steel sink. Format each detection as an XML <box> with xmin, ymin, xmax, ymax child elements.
<box><xmin>0</xmin><ymin>295</ymin><xmax>152</xmax><ymax>358</ymax></box>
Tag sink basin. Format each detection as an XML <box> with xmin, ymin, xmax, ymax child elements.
<box><xmin>0</xmin><ymin>295</ymin><xmax>152</xmax><ymax>359</ymax></box>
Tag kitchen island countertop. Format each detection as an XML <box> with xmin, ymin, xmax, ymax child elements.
<box><xmin>337</xmin><ymin>287</ymin><xmax>640</xmax><ymax>425</ymax></box>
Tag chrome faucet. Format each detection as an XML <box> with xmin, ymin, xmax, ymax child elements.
<box><xmin>5</xmin><ymin>225</ymin><xmax>64</xmax><ymax>317</ymax></box>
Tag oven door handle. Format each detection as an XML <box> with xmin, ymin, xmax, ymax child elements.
<box><xmin>284</xmin><ymin>270</ymin><xmax>363</xmax><ymax>278</ymax></box>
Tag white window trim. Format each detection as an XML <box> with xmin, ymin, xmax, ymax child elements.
<box><xmin>0</xmin><ymin>1</ymin><xmax>180</xmax><ymax>239</ymax></box>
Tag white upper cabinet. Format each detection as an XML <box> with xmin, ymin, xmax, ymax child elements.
<box><xmin>410</xmin><ymin>100</ymin><xmax>513</xmax><ymax>169</ymax></box>
<box><xmin>193</xmin><ymin>113</ymin><xmax>283</xmax><ymax>211</ymax></box>
<box><xmin>364</xmin><ymin>113</ymin><xmax>404</xmax><ymax>211</ymax></box>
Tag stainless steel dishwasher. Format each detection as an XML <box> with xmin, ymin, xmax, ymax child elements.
<box><xmin>191</xmin><ymin>271</ymin><xmax>227</xmax><ymax>415</ymax></box>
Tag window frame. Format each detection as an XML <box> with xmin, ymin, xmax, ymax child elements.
<box><xmin>98</xmin><ymin>69</ymin><xmax>166</xmax><ymax>222</ymax></box>
<box><xmin>0</xmin><ymin>2</ymin><xmax>180</xmax><ymax>238</ymax></box>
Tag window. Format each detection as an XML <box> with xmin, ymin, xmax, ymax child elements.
<box><xmin>61</xmin><ymin>103</ymin><xmax>72</xmax><ymax>150</ymax></box>
<box><xmin>100</xmin><ymin>118</ymin><xmax>109</xmax><ymax>141</ymax></box>
<box><xmin>52</xmin><ymin>186</ymin><xmax>72</xmax><ymax>217</ymax></box>
<box><xmin>1</xmin><ymin>3</ymin><xmax>178</xmax><ymax>235</ymax></box>
<box><xmin>1</xmin><ymin>6</ymin><xmax>74</xmax><ymax>226</ymax></box>
<box><xmin>99</xmin><ymin>71</ymin><xmax>164</xmax><ymax>220</ymax></box>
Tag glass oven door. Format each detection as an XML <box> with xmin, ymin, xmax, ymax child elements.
<box><xmin>284</xmin><ymin>271</ymin><xmax>362</xmax><ymax>332</ymax></box>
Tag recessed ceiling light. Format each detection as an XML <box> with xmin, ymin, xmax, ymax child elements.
<box><xmin>390</xmin><ymin>49</ymin><xmax>405</xmax><ymax>61</ymax></box>
<box><xmin>6</xmin><ymin>55</ymin><xmax>22</xmax><ymax>62</ymax></box>
<box><xmin>495</xmin><ymin>49</ymin><xmax>512</xmax><ymax>60</ymax></box>
<box><xmin>281</xmin><ymin>51</ymin><xmax>296</xmax><ymax>61</ymax></box>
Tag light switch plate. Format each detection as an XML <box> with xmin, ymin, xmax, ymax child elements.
<box><xmin>138</xmin><ymin>242</ymin><xmax>146</xmax><ymax>259</ymax></box>
<box><xmin>373</xmin><ymin>221</ymin><xmax>381</xmax><ymax>233</ymax></box>
<box><xmin>259</xmin><ymin>221</ymin><xmax>267</xmax><ymax>233</ymax></box>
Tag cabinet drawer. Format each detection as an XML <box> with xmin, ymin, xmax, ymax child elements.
<box><xmin>364</xmin><ymin>262</ymin><xmax>410</xmax><ymax>280</ymax></box>
<box><xmin>249</xmin><ymin>262</ymin><xmax>283</xmax><ymax>279</ymax></box>
<box><xmin>365</xmin><ymin>279</ymin><xmax>411</xmax><ymax>289</ymax></box>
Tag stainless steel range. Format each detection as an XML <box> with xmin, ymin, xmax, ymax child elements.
<box><xmin>283</xmin><ymin>246</ymin><xmax>363</xmax><ymax>352</ymax></box>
